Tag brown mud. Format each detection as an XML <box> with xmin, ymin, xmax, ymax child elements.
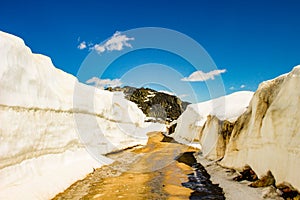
<box><xmin>53</xmin><ymin>132</ymin><xmax>224</xmax><ymax>200</ymax></box>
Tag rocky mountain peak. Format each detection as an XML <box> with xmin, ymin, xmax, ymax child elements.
<box><xmin>106</xmin><ymin>86</ymin><xmax>190</xmax><ymax>122</ymax></box>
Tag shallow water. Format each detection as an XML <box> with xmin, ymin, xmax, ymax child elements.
<box><xmin>176</xmin><ymin>152</ymin><xmax>225</xmax><ymax>200</ymax></box>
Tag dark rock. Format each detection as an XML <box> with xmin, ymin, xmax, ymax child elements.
<box><xmin>233</xmin><ymin>165</ymin><xmax>258</xmax><ymax>182</ymax></box>
<box><xmin>277</xmin><ymin>182</ymin><xmax>300</xmax><ymax>199</ymax></box>
<box><xmin>250</xmin><ymin>170</ymin><xmax>275</xmax><ymax>187</ymax></box>
<box><xmin>106</xmin><ymin>86</ymin><xmax>191</xmax><ymax>122</ymax></box>
<box><xmin>167</xmin><ymin>123</ymin><xmax>177</xmax><ymax>134</ymax></box>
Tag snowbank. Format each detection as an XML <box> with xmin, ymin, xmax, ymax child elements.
<box><xmin>221</xmin><ymin>66</ymin><xmax>300</xmax><ymax>190</ymax></box>
<box><xmin>170</xmin><ymin>91</ymin><xmax>253</xmax><ymax>146</ymax></box>
<box><xmin>0</xmin><ymin>31</ymin><xmax>165</xmax><ymax>199</ymax></box>
<box><xmin>173</xmin><ymin>65</ymin><xmax>300</xmax><ymax>191</ymax></box>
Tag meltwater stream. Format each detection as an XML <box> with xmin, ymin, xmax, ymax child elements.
<box><xmin>176</xmin><ymin>152</ymin><xmax>225</xmax><ymax>199</ymax></box>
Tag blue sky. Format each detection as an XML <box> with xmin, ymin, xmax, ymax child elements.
<box><xmin>1</xmin><ymin>0</ymin><xmax>300</xmax><ymax>103</ymax></box>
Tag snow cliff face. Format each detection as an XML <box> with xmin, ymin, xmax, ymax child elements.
<box><xmin>174</xmin><ymin>65</ymin><xmax>300</xmax><ymax>190</ymax></box>
<box><xmin>0</xmin><ymin>31</ymin><xmax>164</xmax><ymax>199</ymax></box>
<box><xmin>220</xmin><ymin>66</ymin><xmax>300</xmax><ymax>190</ymax></box>
<box><xmin>171</xmin><ymin>91</ymin><xmax>253</xmax><ymax>148</ymax></box>
<box><xmin>199</xmin><ymin>116</ymin><xmax>234</xmax><ymax>160</ymax></box>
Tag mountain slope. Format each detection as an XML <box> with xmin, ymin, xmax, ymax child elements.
<box><xmin>107</xmin><ymin>86</ymin><xmax>190</xmax><ymax>122</ymax></box>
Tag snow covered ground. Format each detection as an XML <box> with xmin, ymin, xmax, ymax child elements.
<box><xmin>197</xmin><ymin>157</ymin><xmax>276</xmax><ymax>200</ymax></box>
<box><xmin>0</xmin><ymin>31</ymin><xmax>165</xmax><ymax>199</ymax></box>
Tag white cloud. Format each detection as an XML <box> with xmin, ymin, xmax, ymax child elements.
<box><xmin>181</xmin><ymin>69</ymin><xmax>226</xmax><ymax>82</ymax></box>
<box><xmin>91</xmin><ymin>31</ymin><xmax>134</xmax><ymax>54</ymax></box>
<box><xmin>86</xmin><ymin>77</ymin><xmax>122</xmax><ymax>89</ymax></box>
<box><xmin>93</xmin><ymin>44</ymin><xmax>105</xmax><ymax>53</ymax></box>
<box><xmin>240</xmin><ymin>84</ymin><xmax>246</xmax><ymax>88</ymax></box>
<box><xmin>77</xmin><ymin>41</ymin><xmax>87</xmax><ymax>50</ymax></box>
<box><xmin>229</xmin><ymin>86</ymin><xmax>235</xmax><ymax>90</ymax></box>
<box><xmin>179</xmin><ymin>94</ymin><xmax>189</xmax><ymax>98</ymax></box>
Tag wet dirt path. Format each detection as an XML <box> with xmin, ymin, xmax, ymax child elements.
<box><xmin>53</xmin><ymin>132</ymin><xmax>224</xmax><ymax>200</ymax></box>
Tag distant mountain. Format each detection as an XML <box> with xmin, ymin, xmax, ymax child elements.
<box><xmin>106</xmin><ymin>86</ymin><xmax>191</xmax><ymax>122</ymax></box>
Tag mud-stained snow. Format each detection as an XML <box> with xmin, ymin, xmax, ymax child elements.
<box><xmin>170</xmin><ymin>91</ymin><xmax>253</xmax><ymax>145</ymax></box>
<box><xmin>221</xmin><ymin>66</ymin><xmax>300</xmax><ymax>191</ymax></box>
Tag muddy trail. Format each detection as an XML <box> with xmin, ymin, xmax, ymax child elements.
<box><xmin>53</xmin><ymin>132</ymin><xmax>225</xmax><ymax>200</ymax></box>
